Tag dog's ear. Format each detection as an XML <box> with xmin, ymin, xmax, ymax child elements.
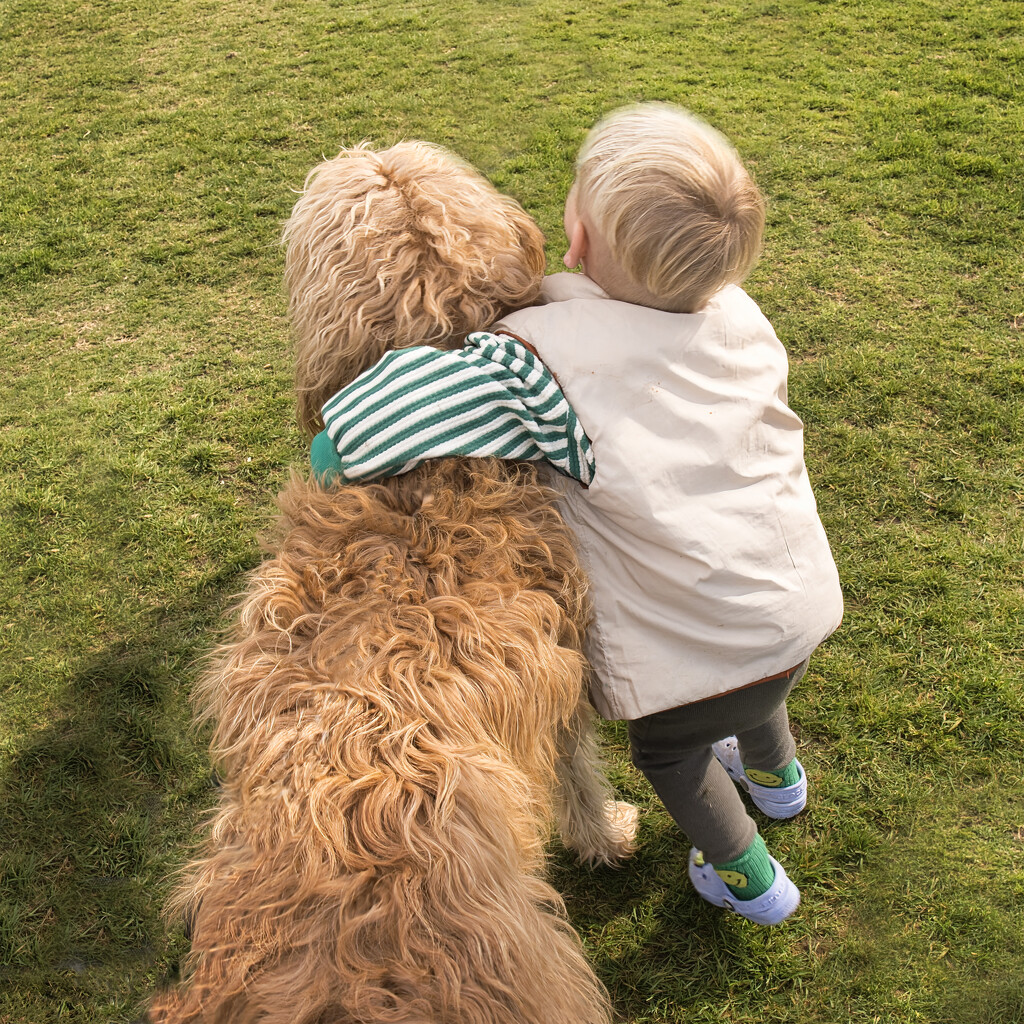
<box><xmin>486</xmin><ymin>205</ymin><xmax>548</xmax><ymax>323</ymax></box>
<box><xmin>439</xmin><ymin>198</ymin><xmax>547</xmax><ymax>338</ymax></box>
<box><xmin>282</xmin><ymin>148</ymin><xmax>399</xmax><ymax>435</ymax></box>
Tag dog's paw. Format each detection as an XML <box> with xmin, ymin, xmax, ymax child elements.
<box><xmin>569</xmin><ymin>800</ymin><xmax>639</xmax><ymax>868</ymax></box>
<box><xmin>602</xmin><ymin>799</ymin><xmax>639</xmax><ymax>862</ymax></box>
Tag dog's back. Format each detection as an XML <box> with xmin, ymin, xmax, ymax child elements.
<box><xmin>150</xmin><ymin>458</ymin><xmax>612</xmax><ymax>1024</ymax></box>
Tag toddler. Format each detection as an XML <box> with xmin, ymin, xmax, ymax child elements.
<box><xmin>313</xmin><ymin>104</ymin><xmax>843</xmax><ymax>925</ymax></box>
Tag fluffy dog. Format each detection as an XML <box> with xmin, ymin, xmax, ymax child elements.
<box><xmin>150</xmin><ymin>142</ymin><xmax>635</xmax><ymax>1024</ymax></box>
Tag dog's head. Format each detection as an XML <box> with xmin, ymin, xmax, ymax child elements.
<box><xmin>283</xmin><ymin>141</ymin><xmax>547</xmax><ymax>435</ymax></box>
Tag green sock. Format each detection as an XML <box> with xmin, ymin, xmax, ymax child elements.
<box><xmin>713</xmin><ymin>834</ymin><xmax>776</xmax><ymax>900</ymax></box>
<box><xmin>743</xmin><ymin>757</ymin><xmax>801</xmax><ymax>789</ymax></box>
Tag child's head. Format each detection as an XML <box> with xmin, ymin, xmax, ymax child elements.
<box><xmin>564</xmin><ymin>103</ymin><xmax>765</xmax><ymax>313</ymax></box>
<box><xmin>283</xmin><ymin>141</ymin><xmax>546</xmax><ymax>435</ymax></box>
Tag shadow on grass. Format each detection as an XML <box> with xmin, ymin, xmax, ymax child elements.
<box><xmin>0</xmin><ymin>621</ymin><xmax>216</xmax><ymax>1021</ymax></box>
<box><xmin>16</xmin><ymin>612</ymin><xmax>1019</xmax><ymax>1023</ymax></box>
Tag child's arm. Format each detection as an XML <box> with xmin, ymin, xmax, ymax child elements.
<box><xmin>311</xmin><ymin>335</ymin><xmax>593</xmax><ymax>486</ymax></box>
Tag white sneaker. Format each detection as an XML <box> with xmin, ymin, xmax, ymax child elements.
<box><xmin>688</xmin><ymin>847</ymin><xmax>800</xmax><ymax>925</ymax></box>
<box><xmin>712</xmin><ymin>736</ymin><xmax>807</xmax><ymax>819</ymax></box>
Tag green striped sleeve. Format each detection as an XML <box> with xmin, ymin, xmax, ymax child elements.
<box><xmin>313</xmin><ymin>335</ymin><xmax>594</xmax><ymax>485</ymax></box>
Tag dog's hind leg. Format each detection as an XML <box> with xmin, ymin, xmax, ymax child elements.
<box><xmin>554</xmin><ymin>696</ymin><xmax>638</xmax><ymax>867</ymax></box>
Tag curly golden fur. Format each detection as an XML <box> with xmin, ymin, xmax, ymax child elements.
<box><xmin>284</xmin><ymin>142</ymin><xmax>547</xmax><ymax>435</ymax></box>
<box><xmin>150</xmin><ymin>142</ymin><xmax>634</xmax><ymax>1024</ymax></box>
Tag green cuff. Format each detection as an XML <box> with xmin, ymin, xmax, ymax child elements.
<box><xmin>310</xmin><ymin>429</ymin><xmax>343</xmax><ymax>484</ymax></box>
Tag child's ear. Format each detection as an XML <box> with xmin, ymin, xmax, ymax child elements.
<box><xmin>563</xmin><ymin>219</ymin><xmax>588</xmax><ymax>270</ymax></box>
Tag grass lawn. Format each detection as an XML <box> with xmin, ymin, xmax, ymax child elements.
<box><xmin>2</xmin><ymin>0</ymin><xmax>1022</xmax><ymax>1021</ymax></box>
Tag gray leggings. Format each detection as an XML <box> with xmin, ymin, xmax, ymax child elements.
<box><xmin>627</xmin><ymin>660</ymin><xmax>808</xmax><ymax>864</ymax></box>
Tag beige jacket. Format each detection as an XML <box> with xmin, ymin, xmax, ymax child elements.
<box><xmin>498</xmin><ymin>274</ymin><xmax>843</xmax><ymax>720</ymax></box>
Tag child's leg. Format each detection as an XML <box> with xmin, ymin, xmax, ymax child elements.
<box><xmin>711</xmin><ymin>660</ymin><xmax>809</xmax><ymax>818</ymax></box>
<box><xmin>627</xmin><ymin>667</ymin><xmax>806</xmax><ymax>924</ymax></box>
<box><xmin>628</xmin><ymin>717</ymin><xmax>755</xmax><ymax>865</ymax></box>
<box><xmin>627</xmin><ymin>666</ymin><xmax>804</xmax><ymax>856</ymax></box>
<box><xmin>733</xmin><ymin>660</ymin><xmax>807</xmax><ymax>772</ymax></box>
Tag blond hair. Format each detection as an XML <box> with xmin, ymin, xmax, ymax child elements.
<box><xmin>283</xmin><ymin>142</ymin><xmax>546</xmax><ymax>435</ymax></box>
<box><xmin>575</xmin><ymin>103</ymin><xmax>765</xmax><ymax>313</ymax></box>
